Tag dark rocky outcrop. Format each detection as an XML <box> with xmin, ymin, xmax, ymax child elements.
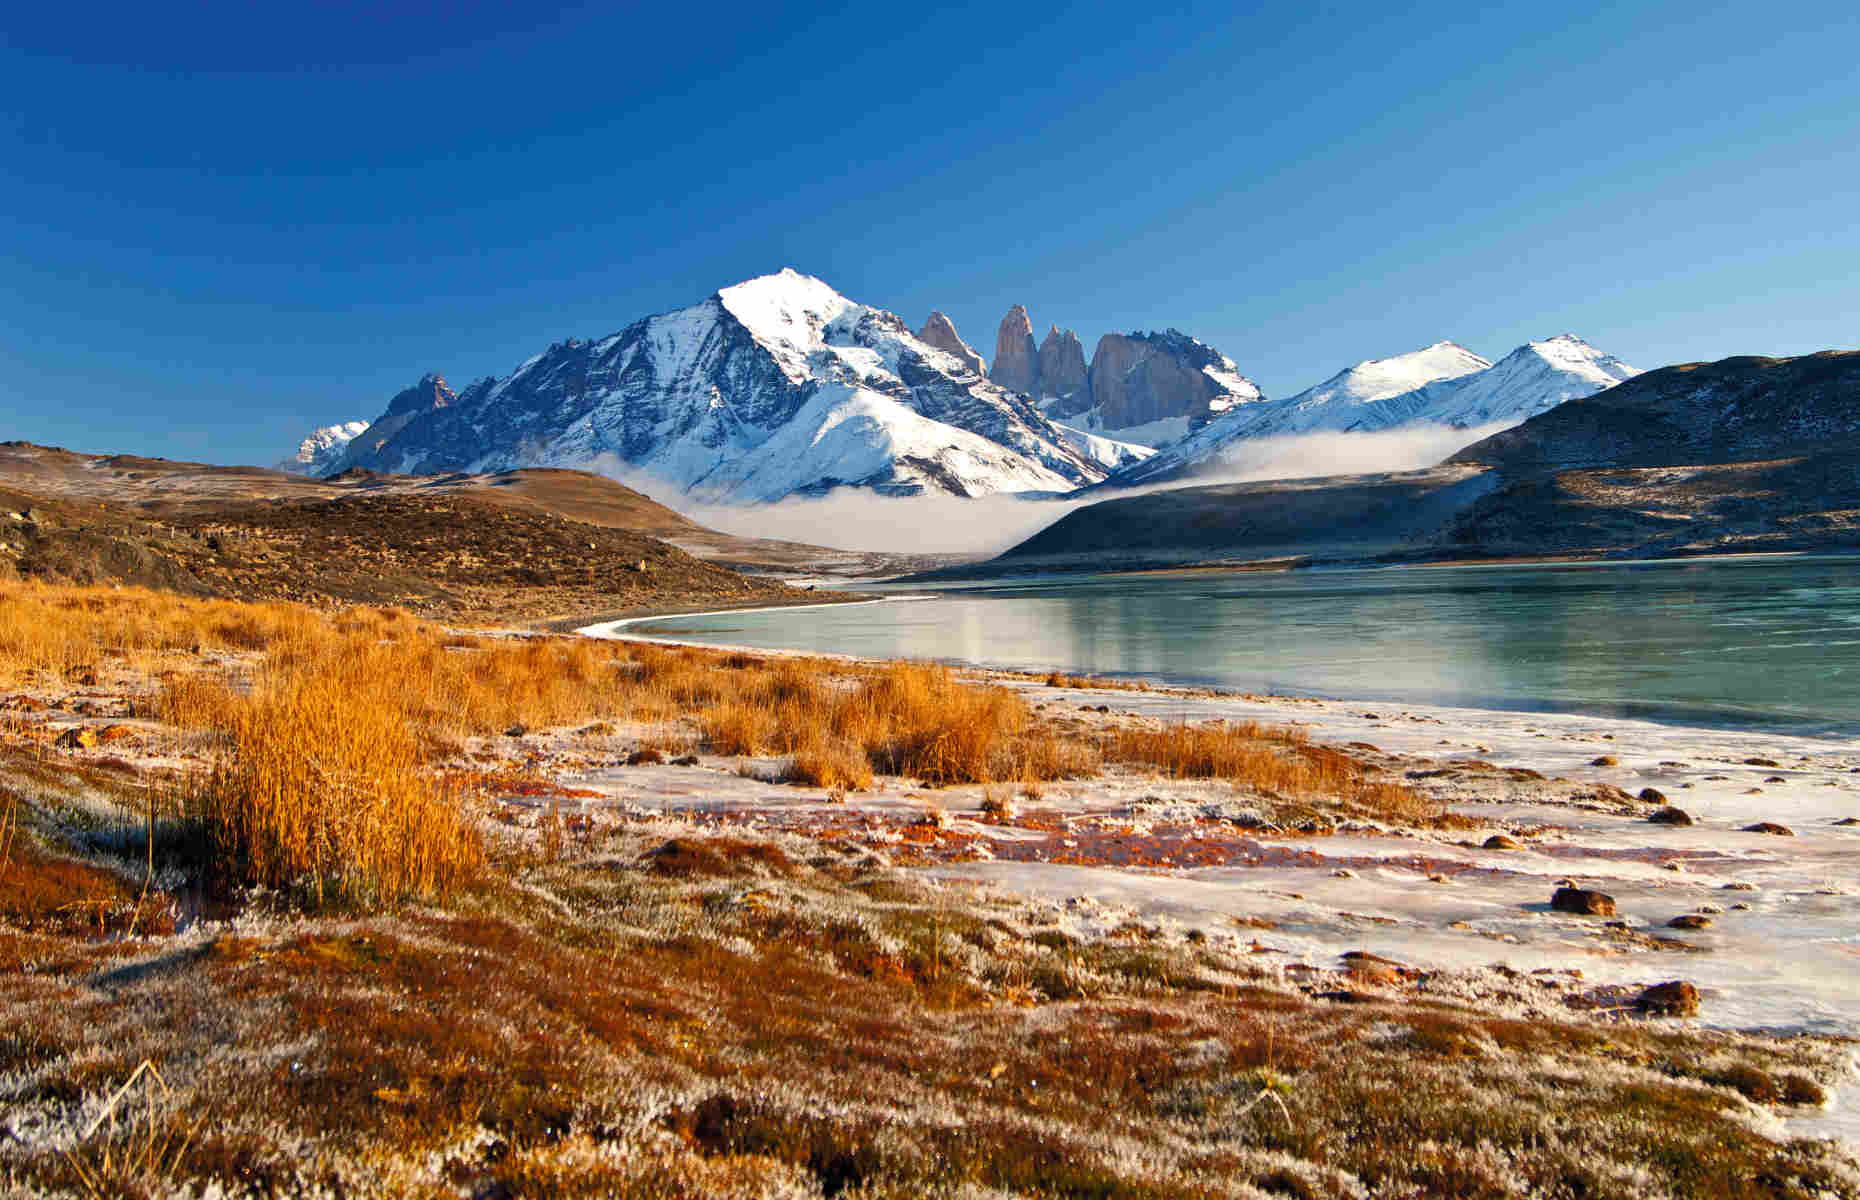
<box><xmin>1741</xmin><ymin>822</ymin><xmax>1795</xmax><ymax>836</ymax></box>
<box><xmin>990</xmin><ymin>305</ymin><xmax>1039</xmax><ymax>396</ymax></box>
<box><xmin>915</xmin><ymin>311</ymin><xmax>986</xmax><ymax>376</ymax></box>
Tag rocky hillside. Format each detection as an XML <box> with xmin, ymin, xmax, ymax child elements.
<box><xmin>327</xmin><ymin>272</ymin><xmax>1137</xmax><ymax>503</ymax></box>
<box><xmin>1452</xmin><ymin>350</ymin><xmax>1860</xmax><ymax>472</ymax></box>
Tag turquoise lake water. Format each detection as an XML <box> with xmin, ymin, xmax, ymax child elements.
<box><xmin>624</xmin><ymin>555</ymin><xmax>1860</xmax><ymax>737</ymax></box>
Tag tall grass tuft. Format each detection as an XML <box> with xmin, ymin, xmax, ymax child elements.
<box><xmin>1110</xmin><ymin>721</ymin><xmax>1433</xmax><ymax>822</ymax></box>
<box><xmin>196</xmin><ymin>662</ymin><xmax>482</xmax><ymax>906</ymax></box>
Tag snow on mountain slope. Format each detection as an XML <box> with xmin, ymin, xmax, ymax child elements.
<box><xmin>1268</xmin><ymin>342</ymin><xmax>1493</xmax><ymax>433</ymax></box>
<box><xmin>689</xmin><ymin>384</ymin><xmax>1086</xmax><ymax>501</ymax></box>
<box><xmin>1048</xmin><ymin>422</ymin><xmax>1155</xmax><ymax>471</ymax></box>
<box><xmin>330</xmin><ymin>270</ymin><xmax>1112</xmax><ymax>502</ymax></box>
<box><xmin>1101</xmin><ymin>335</ymin><xmax>1638</xmax><ymax>488</ymax></box>
<box><xmin>1414</xmin><ymin>335</ymin><xmax>1638</xmax><ymax>428</ymax></box>
<box><xmin>277</xmin><ymin>421</ymin><xmax>369</xmax><ymax>474</ymax></box>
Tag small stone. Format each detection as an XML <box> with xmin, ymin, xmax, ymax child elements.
<box><xmin>1743</xmin><ymin>757</ymin><xmax>1780</xmax><ymax>767</ymax></box>
<box><xmin>672</xmin><ymin>754</ymin><xmax>700</xmax><ymax>767</ymax></box>
<box><xmin>1483</xmin><ymin>834</ymin><xmax>1524</xmax><ymax>850</ymax></box>
<box><xmin>1667</xmin><ymin>914</ymin><xmax>1712</xmax><ymax>930</ymax></box>
<box><xmin>1764</xmin><ymin>776</ymin><xmax>1786</xmax><ymax>784</ymax></box>
<box><xmin>1741</xmin><ymin>822</ymin><xmax>1795</xmax><ymax>836</ymax></box>
<box><xmin>1331</xmin><ymin>868</ymin><xmax>1357</xmax><ymax>878</ymax></box>
<box><xmin>1721</xmin><ymin>882</ymin><xmax>1757</xmax><ymax>891</ymax></box>
<box><xmin>1648</xmin><ymin>807</ymin><xmax>1693</xmax><ymax>826</ymax></box>
<box><xmin>504</xmin><ymin>724</ymin><xmax>527</xmax><ymax>738</ymax></box>
<box><xmin>1834</xmin><ymin>817</ymin><xmax>1860</xmax><ymax>826</ymax></box>
<box><xmin>1730</xmin><ymin>903</ymin><xmax>1752</xmax><ymax>911</ymax></box>
<box><xmin>625</xmin><ymin>748</ymin><xmax>665</xmax><ymax>766</ymax></box>
<box><xmin>1590</xmin><ymin>755</ymin><xmax>1619</xmax><ymax>766</ymax></box>
<box><xmin>1552</xmin><ymin>887</ymin><xmax>1616</xmax><ymax>916</ymax></box>
<box><xmin>1637</xmin><ymin>980</ymin><xmax>1700</xmax><ymax>1016</ymax></box>
<box><xmin>1637</xmin><ymin>787</ymin><xmax>1667</xmax><ymax>804</ymax></box>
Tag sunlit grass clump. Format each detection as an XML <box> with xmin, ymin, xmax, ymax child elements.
<box><xmin>198</xmin><ymin>662</ymin><xmax>483</xmax><ymax>905</ymax></box>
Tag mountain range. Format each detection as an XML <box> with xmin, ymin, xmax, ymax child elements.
<box><xmin>322</xmin><ymin>271</ymin><xmax>1159</xmax><ymax>503</ymax></box>
<box><xmin>1097</xmin><ymin>335</ymin><xmax>1640</xmax><ymax>488</ymax></box>
<box><xmin>293</xmin><ymin>270</ymin><xmax>1639</xmax><ymax>505</ymax></box>
<box><xmin>974</xmin><ymin>348</ymin><xmax>1860</xmax><ymax>572</ymax></box>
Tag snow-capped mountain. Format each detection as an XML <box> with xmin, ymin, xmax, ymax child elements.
<box><xmin>1100</xmin><ymin>335</ymin><xmax>1638</xmax><ymax>487</ymax></box>
<box><xmin>328</xmin><ymin>271</ymin><xmax>1149</xmax><ymax>502</ymax></box>
<box><xmin>1248</xmin><ymin>341</ymin><xmax>1494</xmax><ymax>436</ymax></box>
<box><xmin>276</xmin><ymin>420</ymin><xmax>369</xmax><ymax>475</ymax></box>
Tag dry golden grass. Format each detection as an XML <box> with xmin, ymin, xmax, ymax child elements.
<box><xmin>1111</xmin><ymin>720</ymin><xmax>1434</xmax><ymax>821</ymax></box>
<box><xmin>783</xmin><ymin>740</ymin><xmax>875</xmax><ymax>791</ymax></box>
<box><xmin>153</xmin><ymin>673</ymin><xmax>242</xmax><ymax>732</ymax></box>
<box><xmin>1043</xmin><ymin>671</ymin><xmax>1152</xmax><ymax>692</ymax></box>
<box><xmin>194</xmin><ymin>657</ymin><xmax>483</xmax><ymax>905</ymax></box>
<box><xmin>0</xmin><ymin>579</ymin><xmax>328</xmax><ymax>685</ymax></box>
<box><xmin>5</xmin><ymin>581</ymin><xmax>1446</xmax><ymax>909</ymax></box>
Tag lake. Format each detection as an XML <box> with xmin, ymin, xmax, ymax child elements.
<box><xmin>619</xmin><ymin>555</ymin><xmax>1860</xmax><ymax>737</ymax></box>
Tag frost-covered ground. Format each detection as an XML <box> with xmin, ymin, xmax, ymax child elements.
<box><xmin>578</xmin><ymin>617</ymin><xmax>1860</xmax><ymax>1143</ymax></box>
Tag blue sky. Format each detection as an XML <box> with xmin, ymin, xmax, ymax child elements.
<box><xmin>3</xmin><ymin>0</ymin><xmax>1857</xmax><ymax>466</ymax></box>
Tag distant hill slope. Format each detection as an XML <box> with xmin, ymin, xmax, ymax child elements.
<box><xmin>0</xmin><ymin>441</ymin><xmax>902</xmax><ymax>576</ymax></box>
<box><xmin>1450</xmin><ymin>350</ymin><xmax>1860</xmax><ymax>471</ymax></box>
<box><xmin>968</xmin><ymin>349</ymin><xmax>1860</xmax><ymax>572</ymax></box>
<box><xmin>0</xmin><ymin>442</ymin><xmax>850</xmax><ymax>623</ymax></box>
<box><xmin>994</xmin><ymin>467</ymin><xmax>1495</xmax><ymax>569</ymax></box>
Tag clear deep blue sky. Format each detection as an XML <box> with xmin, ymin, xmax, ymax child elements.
<box><xmin>4</xmin><ymin>0</ymin><xmax>1857</xmax><ymax>466</ymax></box>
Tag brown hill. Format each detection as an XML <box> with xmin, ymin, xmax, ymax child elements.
<box><xmin>0</xmin><ymin>443</ymin><xmax>818</xmax><ymax>625</ymax></box>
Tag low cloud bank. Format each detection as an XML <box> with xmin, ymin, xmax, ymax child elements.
<box><xmin>584</xmin><ymin>422</ymin><xmax>1514</xmax><ymax>557</ymax></box>
<box><xmin>1169</xmin><ymin>420</ymin><xmax>1515</xmax><ymax>487</ymax></box>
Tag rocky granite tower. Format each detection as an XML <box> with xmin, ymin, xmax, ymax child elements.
<box><xmin>1087</xmin><ymin>331</ymin><xmax>1257</xmax><ymax>429</ymax></box>
<box><xmin>915</xmin><ymin>311</ymin><xmax>986</xmax><ymax>376</ymax></box>
<box><xmin>1037</xmin><ymin>326</ymin><xmax>1089</xmax><ymax>405</ymax></box>
<box><xmin>989</xmin><ymin>305</ymin><xmax>1039</xmax><ymax>396</ymax></box>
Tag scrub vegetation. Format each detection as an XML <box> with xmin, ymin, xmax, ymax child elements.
<box><xmin>1</xmin><ymin>580</ymin><xmax>1855</xmax><ymax>1198</ymax></box>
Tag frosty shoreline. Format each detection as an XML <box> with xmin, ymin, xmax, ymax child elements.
<box><xmin>579</xmin><ymin>604</ymin><xmax>1860</xmax><ymax>1141</ymax></box>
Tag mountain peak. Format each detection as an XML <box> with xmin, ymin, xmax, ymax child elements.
<box><xmin>990</xmin><ymin>306</ymin><xmax>1039</xmax><ymax>394</ymax></box>
<box><xmin>277</xmin><ymin>419</ymin><xmax>369</xmax><ymax>475</ymax></box>
<box><xmin>1503</xmin><ymin>334</ymin><xmax>1638</xmax><ymax>385</ymax></box>
<box><xmin>916</xmin><ymin>310</ymin><xmax>987</xmax><ymax>376</ymax></box>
